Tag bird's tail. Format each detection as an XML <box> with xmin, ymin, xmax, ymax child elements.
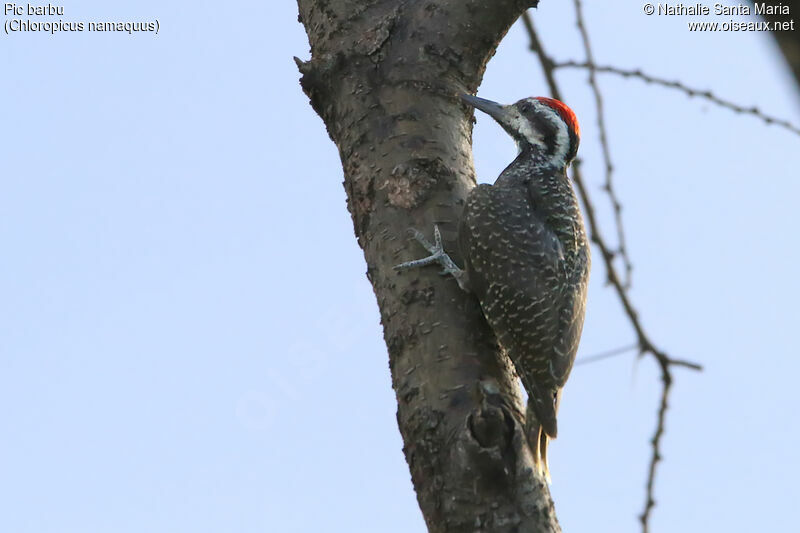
<box><xmin>532</xmin><ymin>423</ymin><xmax>551</xmax><ymax>483</ymax></box>
<box><xmin>529</xmin><ymin>388</ymin><xmax>559</xmax><ymax>439</ymax></box>
<box><xmin>526</xmin><ymin>396</ymin><xmax>558</xmax><ymax>483</ymax></box>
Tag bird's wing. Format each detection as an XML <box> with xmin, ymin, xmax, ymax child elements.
<box><xmin>522</xmin><ymin>178</ymin><xmax>589</xmax><ymax>386</ymax></box>
<box><xmin>460</xmin><ymin>184</ymin><xmax>567</xmax><ymax>389</ymax></box>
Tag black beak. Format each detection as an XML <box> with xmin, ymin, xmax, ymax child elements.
<box><xmin>459</xmin><ymin>94</ymin><xmax>508</xmax><ymax>123</ymax></box>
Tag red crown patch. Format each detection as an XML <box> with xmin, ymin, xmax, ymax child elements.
<box><xmin>535</xmin><ymin>97</ymin><xmax>580</xmax><ymax>138</ymax></box>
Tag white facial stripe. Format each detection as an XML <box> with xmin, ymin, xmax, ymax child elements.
<box><xmin>504</xmin><ymin>106</ymin><xmax>546</xmax><ymax>151</ymax></box>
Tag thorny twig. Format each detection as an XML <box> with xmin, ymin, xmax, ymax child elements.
<box><xmin>553</xmin><ymin>60</ymin><xmax>800</xmax><ymax>137</ymax></box>
<box><xmin>572</xmin><ymin>0</ymin><xmax>633</xmax><ymax>289</ymax></box>
<box><xmin>522</xmin><ymin>12</ymin><xmax>703</xmax><ymax>533</ymax></box>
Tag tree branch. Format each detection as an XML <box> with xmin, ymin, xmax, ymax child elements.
<box><xmin>296</xmin><ymin>1</ymin><xmax>560</xmax><ymax>531</ymax></box>
<box><xmin>572</xmin><ymin>0</ymin><xmax>633</xmax><ymax>289</ymax></box>
<box><xmin>553</xmin><ymin>61</ymin><xmax>800</xmax><ymax>137</ymax></box>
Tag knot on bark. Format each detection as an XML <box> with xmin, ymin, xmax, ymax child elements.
<box><xmin>468</xmin><ymin>379</ymin><xmax>514</xmax><ymax>451</ymax></box>
<box><xmin>468</xmin><ymin>403</ymin><xmax>513</xmax><ymax>450</ymax></box>
<box><xmin>445</xmin><ymin>379</ymin><xmax>519</xmax><ymax>492</ymax></box>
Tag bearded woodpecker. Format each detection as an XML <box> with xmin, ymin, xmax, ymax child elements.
<box><xmin>395</xmin><ymin>94</ymin><xmax>590</xmax><ymax>480</ymax></box>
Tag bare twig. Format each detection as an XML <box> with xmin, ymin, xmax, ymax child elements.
<box><xmin>575</xmin><ymin>343</ymin><xmax>638</xmax><ymax>366</ymax></box>
<box><xmin>553</xmin><ymin>60</ymin><xmax>800</xmax><ymax>137</ymax></box>
<box><xmin>572</xmin><ymin>0</ymin><xmax>633</xmax><ymax>289</ymax></box>
<box><xmin>521</xmin><ymin>12</ymin><xmax>703</xmax><ymax>533</ymax></box>
<box><xmin>643</xmin><ymin>368</ymin><xmax>671</xmax><ymax>533</ymax></box>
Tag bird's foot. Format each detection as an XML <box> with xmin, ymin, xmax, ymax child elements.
<box><xmin>394</xmin><ymin>225</ymin><xmax>468</xmax><ymax>291</ymax></box>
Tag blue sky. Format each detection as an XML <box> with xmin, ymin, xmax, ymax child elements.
<box><xmin>2</xmin><ymin>2</ymin><xmax>799</xmax><ymax>532</ymax></box>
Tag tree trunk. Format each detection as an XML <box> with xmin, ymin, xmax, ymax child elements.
<box><xmin>750</xmin><ymin>0</ymin><xmax>800</xmax><ymax>93</ymax></box>
<box><xmin>295</xmin><ymin>1</ymin><xmax>560</xmax><ymax>531</ymax></box>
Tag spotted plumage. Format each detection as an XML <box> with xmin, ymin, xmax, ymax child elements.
<box><xmin>395</xmin><ymin>94</ymin><xmax>590</xmax><ymax>480</ymax></box>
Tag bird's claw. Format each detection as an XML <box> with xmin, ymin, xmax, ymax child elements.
<box><xmin>405</xmin><ymin>226</ymin><xmax>442</xmax><ymax>256</ymax></box>
<box><xmin>395</xmin><ymin>225</ymin><xmax>468</xmax><ymax>291</ymax></box>
<box><xmin>395</xmin><ymin>225</ymin><xmax>447</xmax><ymax>270</ymax></box>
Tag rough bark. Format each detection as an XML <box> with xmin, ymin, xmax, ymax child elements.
<box><xmin>750</xmin><ymin>0</ymin><xmax>800</xmax><ymax>93</ymax></box>
<box><xmin>295</xmin><ymin>1</ymin><xmax>560</xmax><ymax>531</ymax></box>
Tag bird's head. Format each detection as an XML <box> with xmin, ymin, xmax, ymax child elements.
<box><xmin>460</xmin><ymin>94</ymin><xmax>581</xmax><ymax>168</ymax></box>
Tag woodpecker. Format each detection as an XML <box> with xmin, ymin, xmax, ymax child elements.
<box><xmin>395</xmin><ymin>94</ymin><xmax>590</xmax><ymax>480</ymax></box>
